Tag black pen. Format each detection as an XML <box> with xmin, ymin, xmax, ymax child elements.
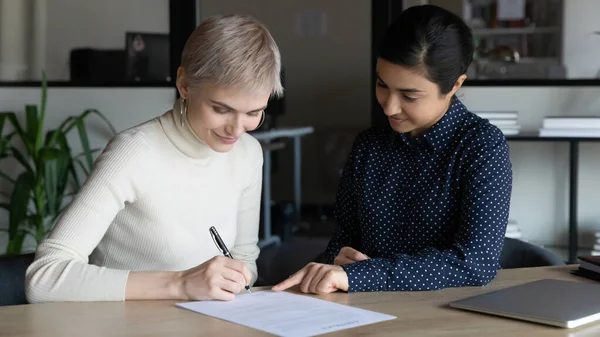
<box><xmin>209</xmin><ymin>226</ymin><xmax>251</xmax><ymax>293</ymax></box>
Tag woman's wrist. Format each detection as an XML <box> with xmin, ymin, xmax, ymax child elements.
<box><xmin>125</xmin><ymin>271</ymin><xmax>185</xmax><ymax>300</ymax></box>
<box><xmin>168</xmin><ymin>271</ymin><xmax>184</xmax><ymax>299</ymax></box>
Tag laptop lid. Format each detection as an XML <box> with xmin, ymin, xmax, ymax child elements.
<box><xmin>449</xmin><ymin>279</ymin><xmax>600</xmax><ymax>329</ymax></box>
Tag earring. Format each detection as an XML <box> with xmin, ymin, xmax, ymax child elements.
<box><xmin>180</xmin><ymin>98</ymin><xmax>188</xmax><ymax>127</ymax></box>
<box><xmin>253</xmin><ymin>111</ymin><xmax>265</xmax><ymax>131</ymax></box>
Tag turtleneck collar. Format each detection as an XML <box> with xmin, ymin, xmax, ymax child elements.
<box><xmin>158</xmin><ymin>99</ymin><xmax>218</xmax><ymax>161</ymax></box>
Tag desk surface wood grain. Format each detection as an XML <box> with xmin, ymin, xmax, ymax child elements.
<box><xmin>2</xmin><ymin>265</ymin><xmax>599</xmax><ymax>337</ymax></box>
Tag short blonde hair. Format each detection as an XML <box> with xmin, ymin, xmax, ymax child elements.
<box><xmin>181</xmin><ymin>14</ymin><xmax>283</xmax><ymax>98</ymax></box>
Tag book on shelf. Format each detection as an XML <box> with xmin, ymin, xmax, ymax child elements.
<box><xmin>539</xmin><ymin>128</ymin><xmax>600</xmax><ymax>138</ymax></box>
<box><xmin>543</xmin><ymin>117</ymin><xmax>600</xmax><ymax>129</ymax></box>
<box><xmin>473</xmin><ymin>111</ymin><xmax>520</xmax><ymax>136</ymax></box>
<box><xmin>540</xmin><ymin>116</ymin><xmax>600</xmax><ymax>138</ymax></box>
<box><xmin>499</xmin><ymin>125</ymin><xmax>521</xmax><ymax>136</ymax></box>
<box><xmin>487</xmin><ymin>119</ymin><xmax>518</xmax><ymax>126</ymax></box>
<box><xmin>473</xmin><ymin>111</ymin><xmax>518</xmax><ymax>120</ymax></box>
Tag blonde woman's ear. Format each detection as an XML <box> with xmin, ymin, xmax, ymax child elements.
<box><xmin>176</xmin><ymin>66</ymin><xmax>189</xmax><ymax>99</ymax></box>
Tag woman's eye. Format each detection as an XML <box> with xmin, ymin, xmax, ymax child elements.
<box><xmin>213</xmin><ymin>106</ymin><xmax>228</xmax><ymax>114</ymax></box>
<box><xmin>376</xmin><ymin>80</ymin><xmax>387</xmax><ymax>88</ymax></box>
<box><xmin>248</xmin><ymin>111</ymin><xmax>261</xmax><ymax>117</ymax></box>
<box><xmin>403</xmin><ymin>95</ymin><xmax>416</xmax><ymax>102</ymax></box>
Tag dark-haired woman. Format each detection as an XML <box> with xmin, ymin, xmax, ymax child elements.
<box><xmin>273</xmin><ymin>5</ymin><xmax>513</xmax><ymax>294</ymax></box>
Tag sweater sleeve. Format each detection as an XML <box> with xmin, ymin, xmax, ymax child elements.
<box><xmin>229</xmin><ymin>135</ymin><xmax>263</xmax><ymax>285</ymax></box>
<box><xmin>25</xmin><ymin>131</ymin><xmax>149</xmax><ymax>303</ymax></box>
<box><xmin>342</xmin><ymin>128</ymin><xmax>512</xmax><ymax>292</ymax></box>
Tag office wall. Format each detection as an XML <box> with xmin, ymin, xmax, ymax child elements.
<box><xmin>199</xmin><ymin>0</ymin><xmax>372</xmax><ymax>128</ymax></box>
<box><xmin>45</xmin><ymin>0</ymin><xmax>169</xmax><ymax>80</ymax></box>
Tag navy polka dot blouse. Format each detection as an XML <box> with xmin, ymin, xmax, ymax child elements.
<box><xmin>323</xmin><ymin>97</ymin><xmax>513</xmax><ymax>292</ymax></box>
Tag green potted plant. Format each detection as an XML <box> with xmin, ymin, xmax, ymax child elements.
<box><xmin>0</xmin><ymin>74</ymin><xmax>116</xmax><ymax>255</ymax></box>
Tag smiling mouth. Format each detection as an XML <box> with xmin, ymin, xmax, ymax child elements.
<box><xmin>214</xmin><ymin>131</ymin><xmax>238</xmax><ymax>144</ymax></box>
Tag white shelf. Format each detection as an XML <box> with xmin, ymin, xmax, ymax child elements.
<box><xmin>472</xmin><ymin>27</ymin><xmax>560</xmax><ymax>36</ymax></box>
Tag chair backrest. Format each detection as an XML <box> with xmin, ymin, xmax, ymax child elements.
<box><xmin>0</xmin><ymin>253</ymin><xmax>35</xmax><ymax>306</ymax></box>
<box><xmin>499</xmin><ymin>237</ymin><xmax>565</xmax><ymax>269</ymax></box>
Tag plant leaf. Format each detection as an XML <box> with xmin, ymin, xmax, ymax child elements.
<box><xmin>25</xmin><ymin>105</ymin><xmax>40</xmax><ymax>155</ymax></box>
<box><xmin>0</xmin><ymin>170</ymin><xmax>15</xmax><ymax>184</ymax></box>
<box><xmin>79</xmin><ymin>109</ymin><xmax>117</xmax><ymax>135</ymax></box>
<box><xmin>5</xmin><ymin>230</ymin><xmax>27</xmax><ymax>255</ymax></box>
<box><xmin>0</xmin><ymin>112</ymin><xmax>31</xmax><ymax>154</ymax></box>
<box><xmin>10</xmin><ymin>147</ymin><xmax>34</xmax><ymax>175</ymax></box>
<box><xmin>68</xmin><ymin>167</ymin><xmax>81</xmax><ymax>192</ymax></box>
<box><xmin>47</xmin><ymin>129</ymin><xmax>82</xmax><ymax>191</ymax></box>
<box><xmin>74</xmin><ymin>148</ymin><xmax>101</xmax><ymax>159</ymax></box>
<box><xmin>72</xmin><ymin>157</ymin><xmax>91</xmax><ymax>177</ymax></box>
<box><xmin>47</xmin><ymin>116</ymin><xmax>77</xmax><ymax>147</ymax></box>
<box><xmin>9</xmin><ymin>172</ymin><xmax>33</xmax><ymax>239</ymax></box>
<box><xmin>37</xmin><ymin>72</ymin><xmax>48</xmax><ymax>151</ymax></box>
<box><xmin>16</xmin><ymin>222</ymin><xmax>36</xmax><ymax>239</ymax></box>
<box><xmin>39</xmin><ymin>147</ymin><xmax>70</xmax><ymax>217</ymax></box>
<box><xmin>0</xmin><ymin>137</ymin><xmax>12</xmax><ymax>159</ymax></box>
<box><xmin>75</xmin><ymin>118</ymin><xmax>94</xmax><ymax>171</ymax></box>
<box><xmin>0</xmin><ymin>113</ymin><xmax>6</xmax><ymax>134</ymax></box>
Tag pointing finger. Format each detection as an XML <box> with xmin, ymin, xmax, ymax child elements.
<box><xmin>271</xmin><ymin>265</ymin><xmax>309</xmax><ymax>291</ymax></box>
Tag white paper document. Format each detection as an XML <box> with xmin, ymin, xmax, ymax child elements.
<box><xmin>176</xmin><ymin>291</ymin><xmax>396</xmax><ymax>337</ymax></box>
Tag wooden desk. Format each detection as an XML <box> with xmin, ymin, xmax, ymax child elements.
<box><xmin>2</xmin><ymin>265</ymin><xmax>599</xmax><ymax>336</ymax></box>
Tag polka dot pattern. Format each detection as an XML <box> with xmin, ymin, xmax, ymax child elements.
<box><xmin>324</xmin><ymin>97</ymin><xmax>513</xmax><ymax>292</ymax></box>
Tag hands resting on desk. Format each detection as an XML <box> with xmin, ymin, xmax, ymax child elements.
<box><xmin>272</xmin><ymin>247</ymin><xmax>370</xmax><ymax>294</ymax></box>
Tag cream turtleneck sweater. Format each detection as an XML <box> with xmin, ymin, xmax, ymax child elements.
<box><xmin>25</xmin><ymin>102</ymin><xmax>263</xmax><ymax>303</ymax></box>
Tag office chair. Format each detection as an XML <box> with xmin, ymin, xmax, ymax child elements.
<box><xmin>499</xmin><ymin>237</ymin><xmax>566</xmax><ymax>269</ymax></box>
<box><xmin>0</xmin><ymin>253</ymin><xmax>35</xmax><ymax>306</ymax></box>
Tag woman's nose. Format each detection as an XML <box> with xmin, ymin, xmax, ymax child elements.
<box><xmin>383</xmin><ymin>95</ymin><xmax>401</xmax><ymax>116</ymax></box>
<box><xmin>224</xmin><ymin>115</ymin><xmax>245</xmax><ymax>136</ymax></box>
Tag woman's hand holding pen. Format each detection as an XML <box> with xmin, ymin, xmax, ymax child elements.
<box><xmin>176</xmin><ymin>256</ymin><xmax>252</xmax><ymax>301</ymax></box>
<box><xmin>333</xmin><ymin>247</ymin><xmax>370</xmax><ymax>266</ymax></box>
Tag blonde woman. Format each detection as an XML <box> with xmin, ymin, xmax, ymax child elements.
<box><xmin>25</xmin><ymin>14</ymin><xmax>283</xmax><ymax>303</ymax></box>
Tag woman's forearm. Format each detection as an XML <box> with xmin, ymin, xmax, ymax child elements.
<box><xmin>125</xmin><ymin>271</ymin><xmax>183</xmax><ymax>300</ymax></box>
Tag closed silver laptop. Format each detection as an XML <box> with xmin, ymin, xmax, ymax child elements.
<box><xmin>449</xmin><ymin>279</ymin><xmax>600</xmax><ymax>329</ymax></box>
